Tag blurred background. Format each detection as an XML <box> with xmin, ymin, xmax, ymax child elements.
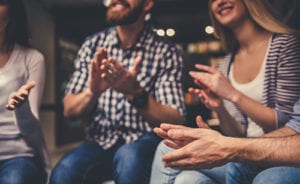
<box><xmin>23</xmin><ymin>0</ymin><xmax>300</xmax><ymax>166</ymax></box>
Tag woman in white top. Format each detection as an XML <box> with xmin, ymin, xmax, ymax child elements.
<box><xmin>0</xmin><ymin>0</ymin><xmax>50</xmax><ymax>183</ymax></box>
<box><xmin>151</xmin><ymin>0</ymin><xmax>300</xmax><ymax>183</ymax></box>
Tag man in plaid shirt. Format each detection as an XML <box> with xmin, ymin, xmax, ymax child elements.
<box><xmin>50</xmin><ymin>0</ymin><xmax>186</xmax><ymax>183</ymax></box>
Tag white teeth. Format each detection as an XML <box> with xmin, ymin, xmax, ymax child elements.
<box><xmin>103</xmin><ymin>0</ymin><xmax>111</xmax><ymax>7</ymax></box>
<box><xmin>111</xmin><ymin>3</ymin><xmax>125</xmax><ymax>11</ymax></box>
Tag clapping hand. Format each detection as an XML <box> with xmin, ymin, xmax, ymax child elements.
<box><xmin>156</xmin><ymin>116</ymin><xmax>230</xmax><ymax>170</ymax></box>
<box><xmin>101</xmin><ymin>56</ymin><xmax>143</xmax><ymax>96</ymax></box>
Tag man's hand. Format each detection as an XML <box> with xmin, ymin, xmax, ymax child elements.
<box><xmin>154</xmin><ymin>116</ymin><xmax>210</xmax><ymax>148</ymax></box>
<box><xmin>6</xmin><ymin>81</ymin><xmax>36</xmax><ymax>110</ymax></box>
<box><xmin>101</xmin><ymin>56</ymin><xmax>143</xmax><ymax>96</ymax></box>
<box><xmin>87</xmin><ymin>48</ymin><xmax>110</xmax><ymax>97</ymax></box>
<box><xmin>155</xmin><ymin>116</ymin><xmax>235</xmax><ymax>170</ymax></box>
<box><xmin>162</xmin><ymin>126</ymin><xmax>234</xmax><ymax>170</ymax></box>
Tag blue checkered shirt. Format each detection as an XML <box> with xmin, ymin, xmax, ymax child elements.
<box><xmin>65</xmin><ymin>25</ymin><xmax>186</xmax><ymax>149</ymax></box>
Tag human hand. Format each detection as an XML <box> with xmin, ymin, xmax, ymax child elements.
<box><xmin>189</xmin><ymin>64</ymin><xmax>239</xmax><ymax>102</ymax></box>
<box><xmin>101</xmin><ymin>56</ymin><xmax>143</xmax><ymax>96</ymax></box>
<box><xmin>87</xmin><ymin>48</ymin><xmax>110</xmax><ymax>96</ymax></box>
<box><xmin>154</xmin><ymin>123</ymin><xmax>195</xmax><ymax>149</ymax></box>
<box><xmin>154</xmin><ymin>116</ymin><xmax>210</xmax><ymax>149</ymax></box>
<box><xmin>6</xmin><ymin>81</ymin><xmax>36</xmax><ymax>110</ymax></box>
<box><xmin>188</xmin><ymin>87</ymin><xmax>223</xmax><ymax>110</ymax></box>
<box><xmin>162</xmin><ymin>125</ymin><xmax>232</xmax><ymax>170</ymax></box>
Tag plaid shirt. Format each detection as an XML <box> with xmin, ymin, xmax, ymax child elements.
<box><xmin>65</xmin><ymin>25</ymin><xmax>186</xmax><ymax>149</ymax></box>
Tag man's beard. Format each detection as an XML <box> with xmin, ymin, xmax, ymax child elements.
<box><xmin>106</xmin><ymin>0</ymin><xmax>145</xmax><ymax>26</ymax></box>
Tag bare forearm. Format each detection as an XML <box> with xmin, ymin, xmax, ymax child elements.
<box><xmin>230</xmin><ymin>90</ymin><xmax>276</xmax><ymax>131</ymax></box>
<box><xmin>63</xmin><ymin>88</ymin><xmax>98</xmax><ymax>118</ymax></box>
<box><xmin>227</xmin><ymin>135</ymin><xmax>300</xmax><ymax>166</ymax></box>
<box><xmin>138</xmin><ymin>96</ymin><xmax>184</xmax><ymax>127</ymax></box>
<box><xmin>215</xmin><ymin>106</ymin><xmax>244</xmax><ymax>137</ymax></box>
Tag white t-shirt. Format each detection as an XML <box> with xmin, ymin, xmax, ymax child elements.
<box><xmin>229</xmin><ymin>39</ymin><xmax>271</xmax><ymax>137</ymax></box>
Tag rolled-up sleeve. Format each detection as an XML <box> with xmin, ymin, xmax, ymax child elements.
<box><xmin>285</xmin><ymin>99</ymin><xmax>300</xmax><ymax>133</ymax></box>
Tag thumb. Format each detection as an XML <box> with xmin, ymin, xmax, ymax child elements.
<box><xmin>24</xmin><ymin>81</ymin><xmax>36</xmax><ymax>91</ymax></box>
<box><xmin>130</xmin><ymin>56</ymin><xmax>142</xmax><ymax>75</ymax></box>
<box><xmin>196</xmin><ymin>115</ymin><xmax>210</xmax><ymax>129</ymax></box>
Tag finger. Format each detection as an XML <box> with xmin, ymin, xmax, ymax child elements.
<box><xmin>164</xmin><ymin>156</ymin><xmax>195</xmax><ymax>170</ymax></box>
<box><xmin>195</xmin><ymin>116</ymin><xmax>210</xmax><ymax>129</ymax></box>
<box><xmin>153</xmin><ymin>127</ymin><xmax>168</xmax><ymax>139</ymax></box>
<box><xmin>167</xmin><ymin>129</ymin><xmax>199</xmax><ymax>141</ymax></box>
<box><xmin>23</xmin><ymin>81</ymin><xmax>36</xmax><ymax>91</ymax></box>
<box><xmin>188</xmin><ymin>88</ymin><xmax>201</xmax><ymax>95</ymax></box>
<box><xmin>12</xmin><ymin>94</ymin><xmax>25</xmax><ymax>102</ymax></box>
<box><xmin>103</xmin><ymin>58</ymin><xmax>119</xmax><ymax>77</ymax></box>
<box><xmin>163</xmin><ymin>139</ymin><xmax>181</xmax><ymax>149</ymax></box>
<box><xmin>160</xmin><ymin>123</ymin><xmax>190</xmax><ymax>132</ymax></box>
<box><xmin>166</xmin><ymin>159</ymin><xmax>219</xmax><ymax>170</ymax></box>
<box><xmin>130</xmin><ymin>56</ymin><xmax>142</xmax><ymax>75</ymax></box>
<box><xmin>195</xmin><ymin>64</ymin><xmax>216</xmax><ymax>73</ymax></box>
<box><xmin>8</xmin><ymin>98</ymin><xmax>19</xmax><ymax>107</ymax></box>
<box><xmin>198</xmin><ymin>92</ymin><xmax>208</xmax><ymax>104</ymax></box>
<box><xmin>95</xmin><ymin>48</ymin><xmax>108</xmax><ymax>68</ymax></box>
<box><xmin>189</xmin><ymin>72</ymin><xmax>210</xmax><ymax>84</ymax></box>
<box><xmin>89</xmin><ymin>60</ymin><xmax>97</xmax><ymax>76</ymax></box>
<box><xmin>165</xmin><ymin>161</ymin><xmax>199</xmax><ymax>170</ymax></box>
<box><xmin>194</xmin><ymin>79</ymin><xmax>209</xmax><ymax>89</ymax></box>
<box><xmin>165</xmin><ymin>139</ymin><xmax>188</xmax><ymax>148</ymax></box>
<box><xmin>162</xmin><ymin>147</ymin><xmax>188</xmax><ymax>163</ymax></box>
<box><xmin>5</xmin><ymin>104</ymin><xmax>15</xmax><ymax>110</ymax></box>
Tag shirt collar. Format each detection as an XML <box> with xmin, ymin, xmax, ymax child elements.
<box><xmin>108</xmin><ymin>24</ymin><xmax>152</xmax><ymax>49</ymax></box>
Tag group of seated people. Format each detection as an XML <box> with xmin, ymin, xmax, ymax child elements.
<box><xmin>1</xmin><ymin>0</ymin><xmax>300</xmax><ymax>183</ymax></box>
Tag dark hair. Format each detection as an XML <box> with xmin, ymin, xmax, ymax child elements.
<box><xmin>0</xmin><ymin>0</ymin><xmax>29</xmax><ymax>47</ymax></box>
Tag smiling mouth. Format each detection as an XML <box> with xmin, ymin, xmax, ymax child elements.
<box><xmin>218</xmin><ymin>6</ymin><xmax>233</xmax><ymax>15</ymax></box>
<box><xmin>110</xmin><ymin>1</ymin><xmax>130</xmax><ymax>9</ymax></box>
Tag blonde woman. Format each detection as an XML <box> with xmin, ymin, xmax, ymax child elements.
<box><xmin>151</xmin><ymin>0</ymin><xmax>300</xmax><ymax>183</ymax></box>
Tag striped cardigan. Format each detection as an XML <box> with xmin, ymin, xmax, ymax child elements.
<box><xmin>219</xmin><ymin>33</ymin><xmax>300</xmax><ymax>135</ymax></box>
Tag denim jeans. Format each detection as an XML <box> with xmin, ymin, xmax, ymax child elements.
<box><xmin>226</xmin><ymin>162</ymin><xmax>300</xmax><ymax>184</ymax></box>
<box><xmin>150</xmin><ymin>141</ymin><xmax>227</xmax><ymax>184</ymax></box>
<box><xmin>0</xmin><ymin>156</ymin><xmax>46</xmax><ymax>184</ymax></box>
<box><xmin>50</xmin><ymin>133</ymin><xmax>161</xmax><ymax>184</ymax></box>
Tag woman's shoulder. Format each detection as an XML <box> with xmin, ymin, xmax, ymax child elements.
<box><xmin>15</xmin><ymin>44</ymin><xmax>45</xmax><ymax>63</ymax></box>
<box><xmin>273</xmin><ymin>33</ymin><xmax>300</xmax><ymax>43</ymax></box>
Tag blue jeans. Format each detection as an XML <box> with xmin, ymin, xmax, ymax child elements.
<box><xmin>151</xmin><ymin>141</ymin><xmax>227</xmax><ymax>184</ymax></box>
<box><xmin>226</xmin><ymin>162</ymin><xmax>300</xmax><ymax>184</ymax></box>
<box><xmin>0</xmin><ymin>157</ymin><xmax>46</xmax><ymax>184</ymax></box>
<box><xmin>50</xmin><ymin>133</ymin><xmax>161</xmax><ymax>184</ymax></box>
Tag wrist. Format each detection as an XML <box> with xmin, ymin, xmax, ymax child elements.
<box><xmin>229</xmin><ymin>90</ymin><xmax>242</xmax><ymax>103</ymax></box>
<box><xmin>128</xmin><ymin>89</ymin><xmax>149</xmax><ymax>109</ymax></box>
<box><xmin>85</xmin><ymin>88</ymin><xmax>100</xmax><ymax>99</ymax></box>
<box><xmin>222</xmin><ymin>136</ymin><xmax>240</xmax><ymax>162</ymax></box>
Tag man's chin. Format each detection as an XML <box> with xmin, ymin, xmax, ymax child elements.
<box><xmin>107</xmin><ymin>15</ymin><xmax>137</xmax><ymax>26</ymax></box>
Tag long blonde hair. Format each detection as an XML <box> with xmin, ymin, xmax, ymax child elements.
<box><xmin>209</xmin><ymin>0</ymin><xmax>297</xmax><ymax>52</ymax></box>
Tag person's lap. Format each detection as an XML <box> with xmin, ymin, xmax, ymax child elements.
<box><xmin>50</xmin><ymin>140</ymin><xmax>115</xmax><ymax>184</ymax></box>
<box><xmin>253</xmin><ymin>166</ymin><xmax>300</xmax><ymax>184</ymax></box>
<box><xmin>113</xmin><ymin>133</ymin><xmax>161</xmax><ymax>184</ymax></box>
<box><xmin>0</xmin><ymin>156</ymin><xmax>46</xmax><ymax>184</ymax></box>
<box><xmin>226</xmin><ymin>162</ymin><xmax>300</xmax><ymax>184</ymax></box>
<box><xmin>50</xmin><ymin>133</ymin><xmax>161</xmax><ymax>184</ymax></box>
<box><xmin>151</xmin><ymin>141</ymin><xmax>228</xmax><ymax>184</ymax></box>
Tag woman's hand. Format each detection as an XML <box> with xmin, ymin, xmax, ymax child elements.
<box><xmin>189</xmin><ymin>64</ymin><xmax>241</xmax><ymax>102</ymax></box>
<box><xmin>6</xmin><ymin>81</ymin><xmax>36</xmax><ymax>110</ymax></box>
<box><xmin>188</xmin><ymin>87</ymin><xmax>223</xmax><ymax>110</ymax></box>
